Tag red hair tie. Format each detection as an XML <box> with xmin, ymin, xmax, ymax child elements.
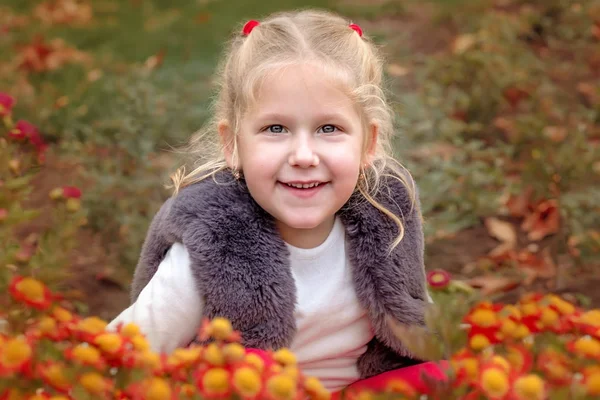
<box><xmin>242</xmin><ymin>20</ymin><xmax>260</xmax><ymax>36</ymax></box>
<box><xmin>349</xmin><ymin>23</ymin><xmax>363</xmax><ymax>37</ymax></box>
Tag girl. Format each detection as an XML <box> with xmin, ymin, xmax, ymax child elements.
<box><xmin>108</xmin><ymin>9</ymin><xmax>446</xmax><ymax>395</ymax></box>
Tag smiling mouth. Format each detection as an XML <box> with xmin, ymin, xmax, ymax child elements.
<box><xmin>284</xmin><ymin>182</ymin><xmax>323</xmax><ymax>189</ymax></box>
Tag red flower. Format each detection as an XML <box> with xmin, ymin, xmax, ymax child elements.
<box><xmin>0</xmin><ymin>93</ymin><xmax>15</xmax><ymax>117</ymax></box>
<box><xmin>427</xmin><ymin>269</ymin><xmax>451</xmax><ymax>289</ymax></box>
<box><xmin>62</xmin><ymin>186</ymin><xmax>82</xmax><ymax>199</ymax></box>
<box><xmin>9</xmin><ymin>276</ymin><xmax>53</xmax><ymax>310</ymax></box>
<box><xmin>8</xmin><ymin>121</ymin><xmax>46</xmax><ymax>154</ymax></box>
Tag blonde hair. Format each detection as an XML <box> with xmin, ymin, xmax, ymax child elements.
<box><xmin>169</xmin><ymin>9</ymin><xmax>419</xmax><ymax>250</ymax></box>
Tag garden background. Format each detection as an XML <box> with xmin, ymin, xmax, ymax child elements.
<box><xmin>1</xmin><ymin>0</ymin><xmax>599</xmax><ymax>321</ymax></box>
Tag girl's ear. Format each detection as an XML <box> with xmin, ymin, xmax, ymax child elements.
<box><xmin>364</xmin><ymin>122</ymin><xmax>379</xmax><ymax>166</ymax></box>
<box><xmin>218</xmin><ymin>120</ymin><xmax>235</xmax><ymax>169</ymax></box>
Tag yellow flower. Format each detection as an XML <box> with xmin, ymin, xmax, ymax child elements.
<box><xmin>500</xmin><ymin>318</ymin><xmax>518</xmax><ymax>339</ymax></box>
<box><xmin>204</xmin><ymin>343</ymin><xmax>225</xmax><ymax>366</ymax></box>
<box><xmin>80</xmin><ymin>372</ymin><xmax>110</xmax><ymax>394</ymax></box>
<box><xmin>573</xmin><ymin>337</ymin><xmax>600</xmax><ymax>358</ymax></box>
<box><xmin>76</xmin><ymin>317</ymin><xmax>107</xmax><ymax>335</ymax></box>
<box><xmin>502</xmin><ymin>305</ymin><xmax>522</xmax><ymax>319</ymax></box>
<box><xmin>245</xmin><ymin>353</ymin><xmax>265</xmax><ymax>372</ymax></box>
<box><xmin>71</xmin><ymin>344</ymin><xmax>101</xmax><ymax>366</ymax></box>
<box><xmin>480</xmin><ymin>368</ymin><xmax>510</xmax><ymax>399</ymax></box>
<box><xmin>0</xmin><ymin>337</ymin><xmax>32</xmax><ymax>370</ymax></box>
<box><xmin>94</xmin><ymin>333</ymin><xmax>123</xmax><ymax>354</ymax></box>
<box><xmin>469</xmin><ymin>334</ymin><xmax>491</xmax><ymax>351</ymax></box>
<box><xmin>131</xmin><ymin>335</ymin><xmax>150</xmax><ymax>351</ymax></box>
<box><xmin>168</xmin><ymin>347</ymin><xmax>202</xmax><ymax>368</ymax></box>
<box><xmin>145</xmin><ymin>377</ymin><xmax>172</xmax><ymax>400</ymax></box>
<box><xmin>267</xmin><ymin>374</ymin><xmax>296</xmax><ymax>400</ymax></box>
<box><xmin>274</xmin><ymin>348</ymin><xmax>297</xmax><ymax>366</ymax></box>
<box><xmin>547</xmin><ymin>295</ymin><xmax>575</xmax><ymax>315</ymax></box>
<box><xmin>211</xmin><ymin>318</ymin><xmax>234</xmax><ymax>340</ymax></box>
<box><xmin>470</xmin><ymin>309</ymin><xmax>498</xmax><ymax>327</ymax></box>
<box><xmin>513</xmin><ymin>374</ymin><xmax>545</xmax><ymax>400</ymax></box>
<box><xmin>137</xmin><ymin>351</ymin><xmax>160</xmax><ymax>370</ymax></box>
<box><xmin>203</xmin><ymin>368</ymin><xmax>230</xmax><ymax>396</ymax></box>
<box><xmin>580</xmin><ymin>310</ymin><xmax>600</xmax><ymax>327</ymax></box>
<box><xmin>120</xmin><ymin>323</ymin><xmax>141</xmax><ymax>338</ymax></box>
<box><xmin>489</xmin><ymin>355</ymin><xmax>511</xmax><ymax>373</ymax></box>
<box><xmin>585</xmin><ymin>371</ymin><xmax>600</xmax><ymax>395</ymax></box>
<box><xmin>38</xmin><ymin>316</ymin><xmax>58</xmax><ymax>335</ymax></box>
<box><xmin>40</xmin><ymin>363</ymin><xmax>70</xmax><ymax>391</ymax></box>
<box><xmin>52</xmin><ymin>306</ymin><xmax>74</xmax><ymax>323</ymax></box>
<box><xmin>514</xmin><ymin>324</ymin><xmax>531</xmax><ymax>340</ymax></box>
<box><xmin>223</xmin><ymin>343</ymin><xmax>246</xmax><ymax>362</ymax></box>
<box><xmin>233</xmin><ymin>367</ymin><xmax>262</xmax><ymax>397</ymax></box>
<box><xmin>305</xmin><ymin>377</ymin><xmax>330</xmax><ymax>400</ymax></box>
<box><xmin>540</xmin><ymin>307</ymin><xmax>559</xmax><ymax>327</ymax></box>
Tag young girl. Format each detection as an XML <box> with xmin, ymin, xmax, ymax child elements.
<box><xmin>108</xmin><ymin>9</ymin><xmax>446</xmax><ymax>395</ymax></box>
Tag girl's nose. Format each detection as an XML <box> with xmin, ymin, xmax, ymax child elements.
<box><xmin>288</xmin><ymin>135</ymin><xmax>319</xmax><ymax>168</ymax></box>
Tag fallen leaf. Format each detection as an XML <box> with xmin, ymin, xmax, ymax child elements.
<box><xmin>386</xmin><ymin>63</ymin><xmax>410</xmax><ymax>77</ymax></box>
<box><xmin>452</xmin><ymin>34</ymin><xmax>476</xmax><ymax>54</ymax></box>
<box><xmin>144</xmin><ymin>49</ymin><xmax>166</xmax><ymax>71</ymax></box>
<box><xmin>466</xmin><ymin>275</ymin><xmax>520</xmax><ymax>296</ymax></box>
<box><xmin>485</xmin><ymin>217</ymin><xmax>517</xmax><ymax>247</ymax></box>
<box><xmin>521</xmin><ymin>199</ymin><xmax>560</xmax><ymax>241</ymax></box>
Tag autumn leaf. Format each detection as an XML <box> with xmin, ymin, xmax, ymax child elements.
<box><xmin>452</xmin><ymin>34</ymin><xmax>476</xmax><ymax>54</ymax></box>
<box><xmin>521</xmin><ymin>199</ymin><xmax>560</xmax><ymax>241</ymax></box>
<box><xmin>485</xmin><ymin>217</ymin><xmax>517</xmax><ymax>245</ymax></box>
<box><xmin>466</xmin><ymin>275</ymin><xmax>520</xmax><ymax>296</ymax></box>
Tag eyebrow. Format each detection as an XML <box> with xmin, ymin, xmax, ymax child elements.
<box><xmin>255</xmin><ymin>112</ymin><xmax>351</xmax><ymax>124</ymax></box>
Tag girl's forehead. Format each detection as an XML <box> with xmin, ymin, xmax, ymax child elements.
<box><xmin>246</xmin><ymin>63</ymin><xmax>357</xmax><ymax>113</ymax></box>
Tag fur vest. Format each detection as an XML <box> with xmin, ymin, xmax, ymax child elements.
<box><xmin>130</xmin><ymin>170</ymin><xmax>429</xmax><ymax>378</ymax></box>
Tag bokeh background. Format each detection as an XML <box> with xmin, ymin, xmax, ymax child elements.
<box><xmin>1</xmin><ymin>0</ymin><xmax>599</xmax><ymax>321</ymax></box>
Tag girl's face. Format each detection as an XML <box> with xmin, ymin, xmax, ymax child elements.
<box><xmin>222</xmin><ymin>63</ymin><xmax>376</xmax><ymax>248</ymax></box>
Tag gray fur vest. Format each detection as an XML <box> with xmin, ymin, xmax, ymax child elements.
<box><xmin>130</xmin><ymin>170</ymin><xmax>429</xmax><ymax>379</ymax></box>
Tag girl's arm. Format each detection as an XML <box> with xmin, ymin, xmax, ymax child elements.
<box><xmin>107</xmin><ymin>242</ymin><xmax>203</xmax><ymax>354</ymax></box>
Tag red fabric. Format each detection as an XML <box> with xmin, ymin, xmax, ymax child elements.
<box><xmin>332</xmin><ymin>361</ymin><xmax>450</xmax><ymax>399</ymax></box>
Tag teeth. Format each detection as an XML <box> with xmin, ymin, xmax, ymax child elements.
<box><xmin>286</xmin><ymin>182</ymin><xmax>320</xmax><ymax>189</ymax></box>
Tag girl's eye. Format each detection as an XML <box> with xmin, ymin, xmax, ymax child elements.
<box><xmin>265</xmin><ymin>125</ymin><xmax>287</xmax><ymax>134</ymax></box>
<box><xmin>318</xmin><ymin>124</ymin><xmax>339</xmax><ymax>134</ymax></box>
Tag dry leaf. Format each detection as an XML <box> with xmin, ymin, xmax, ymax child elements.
<box><xmin>521</xmin><ymin>199</ymin><xmax>560</xmax><ymax>241</ymax></box>
<box><xmin>452</xmin><ymin>34</ymin><xmax>476</xmax><ymax>54</ymax></box>
<box><xmin>386</xmin><ymin>63</ymin><xmax>410</xmax><ymax>77</ymax></box>
<box><xmin>504</xmin><ymin>187</ymin><xmax>534</xmax><ymax>218</ymax></box>
<box><xmin>144</xmin><ymin>49</ymin><xmax>166</xmax><ymax>71</ymax></box>
<box><xmin>485</xmin><ymin>217</ymin><xmax>517</xmax><ymax>246</ymax></box>
<box><xmin>466</xmin><ymin>275</ymin><xmax>520</xmax><ymax>296</ymax></box>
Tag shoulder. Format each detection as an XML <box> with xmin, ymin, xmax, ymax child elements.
<box><xmin>159</xmin><ymin>171</ymin><xmax>276</xmax><ymax>246</ymax></box>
